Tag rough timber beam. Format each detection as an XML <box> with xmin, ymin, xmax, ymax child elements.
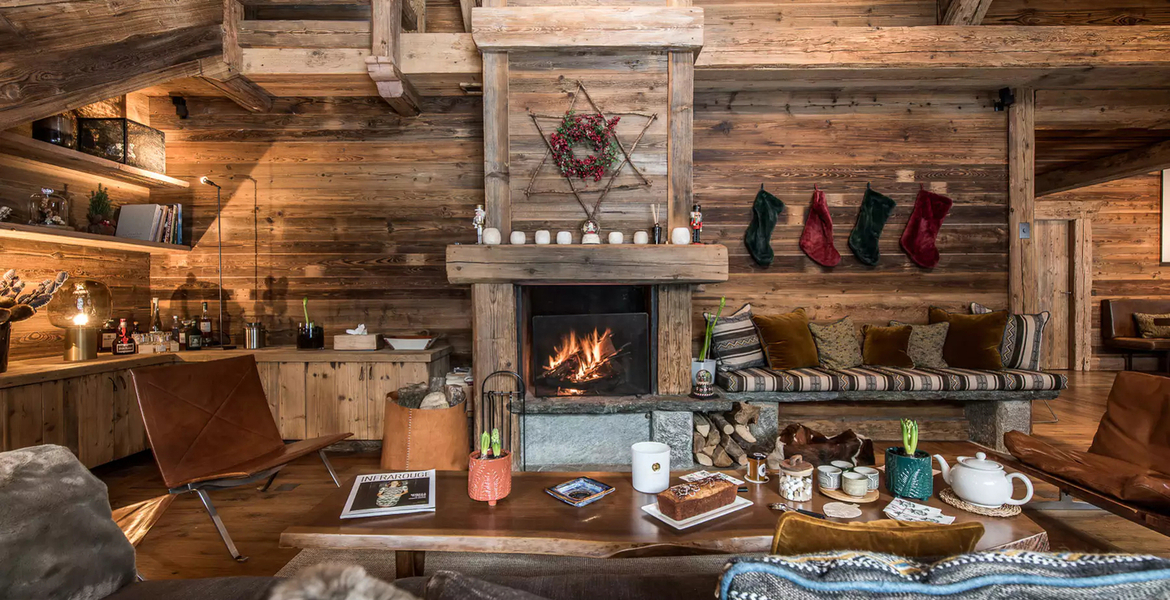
<box><xmin>0</xmin><ymin>25</ymin><xmax>221</xmax><ymax>130</ymax></box>
<box><xmin>367</xmin><ymin>0</ymin><xmax>421</xmax><ymax>116</ymax></box>
<box><xmin>471</xmin><ymin>6</ymin><xmax>704</xmax><ymax>51</ymax></box>
<box><xmin>939</xmin><ymin>0</ymin><xmax>994</xmax><ymax>25</ymax></box>
<box><xmin>1036</xmin><ymin>138</ymin><xmax>1170</xmax><ymax>197</ymax></box>
<box><xmin>199</xmin><ymin>2</ymin><xmax>274</xmax><ymax>113</ymax></box>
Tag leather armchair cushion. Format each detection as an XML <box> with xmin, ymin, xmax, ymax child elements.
<box><xmin>770</xmin><ymin>511</ymin><xmax>984</xmax><ymax>558</ymax></box>
<box><xmin>1104</xmin><ymin>337</ymin><xmax>1170</xmax><ymax>351</ymax></box>
<box><xmin>1089</xmin><ymin>371</ymin><xmax>1170</xmax><ymax>476</ymax></box>
<box><xmin>1005</xmin><ymin>431</ymin><xmax>1170</xmax><ymax>511</ymax></box>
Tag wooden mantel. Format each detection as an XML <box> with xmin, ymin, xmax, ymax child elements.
<box><xmin>445</xmin><ymin>244</ymin><xmax>729</xmax><ymax>285</ymax></box>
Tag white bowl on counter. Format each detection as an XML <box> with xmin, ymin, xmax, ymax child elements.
<box><xmin>385</xmin><ymin>336</ymin><xmax>436</xmax><ymax>350</ymax></box>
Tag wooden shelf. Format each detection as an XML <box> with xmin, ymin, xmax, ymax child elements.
<box><xmin>0</xmin><ymin>132</ymin><xmax>189</xmax><ymax>190</ymax></box>
<box><xmin>446</xmin><ymin>244</ymin><xmax>729</xmax><ymax>284</ymax></box>
<box><xmin>0</xmin><ymin>223</ymin><xmax>191</xmax><ymax>255</ymax></box>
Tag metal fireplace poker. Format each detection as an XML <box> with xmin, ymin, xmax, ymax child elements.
<box><xmin>479</xmin><ymin>370</ymin><xmax>526</xmax><ymax>471</ymax></box>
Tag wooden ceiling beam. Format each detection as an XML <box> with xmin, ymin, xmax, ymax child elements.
<box><xmin>368</xmin><ymin>0</ymin><xmax>420</xmax><ymax>116</ymax></box>
<box><xmin>471</xmin><ymin>6</ymin><xmax>704</xmax><ymax>52</ymax></box>
<box><xmin>1036</xmin><ymin>138</ymin><xmax>1170</xmax><ymax>196</ymax></box>
<box><xmin>201</xmin><ymin>1</ymin><xmax>273</xmax><ymax>113</ymax></box>
<box><xmin>939</xmin><ymin>0</ymin><xmax>995</xmax><ymax>25</ymax></box>
<box><xmin>0</xmin><ymin>24</ymin><xmax>221</xmax><ymax>130</ymax></box>
<box><xmin>240</xmin><ymin>0</ymin><xmax>420</xmax><ymax>31</ymax></box>
<box><xmin>1036</xmin><ymin>90</ymin><xmax>1170</xmax><ymax>131</ymax></box>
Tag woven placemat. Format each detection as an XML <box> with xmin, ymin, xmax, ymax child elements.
<box><xmin>939</xmin><ymin>488</ymin><xmax>1021</xmax><ymax>517</ymax></box>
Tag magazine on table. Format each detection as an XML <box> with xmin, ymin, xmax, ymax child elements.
<box><xmin>340</xmin><ymin>470</ymin><xmax>436</xmax><ymax>519</ymax></box>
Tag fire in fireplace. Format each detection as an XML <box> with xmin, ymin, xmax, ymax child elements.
<box><xmin>523</xmin><ymin>285</ymin><xmax>654</xmax><ymax>398</ymax></box>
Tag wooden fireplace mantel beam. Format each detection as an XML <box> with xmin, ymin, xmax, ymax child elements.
<box><xmin>446</xmin><ymin>245</ymin><xmax>729</xmax><ymax>285</ymax></box>
<box><xmin>471</xmin><ymin>6</ymin><xmax>704</xmax><ymax>52</ymax></box>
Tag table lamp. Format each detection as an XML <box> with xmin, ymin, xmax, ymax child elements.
<box><xmin>47</xmin><ymin>279</ymin><xmax>112</xmax><ymax>362</ymax></box>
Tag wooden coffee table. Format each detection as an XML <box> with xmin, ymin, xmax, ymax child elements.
<box><xmin>281</xmin><ymin>442</ymin><xmax>1048</xmax><ymax>578</ymax></box>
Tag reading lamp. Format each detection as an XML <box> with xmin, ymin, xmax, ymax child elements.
<box><xmin>199</xmin><ymin>176</ymin><xmax>236</xmax><ymax>349</ymax></box>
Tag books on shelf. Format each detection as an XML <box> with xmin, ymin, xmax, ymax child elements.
<box><xmin>115</xmin><ymin>203</ymin><xmax>183</xmax><ymax>245</ymax></box>
<box><xmin>340</xmin><ymin>470</ymin><xmax>436</xmax><ymax>519</ymax></box>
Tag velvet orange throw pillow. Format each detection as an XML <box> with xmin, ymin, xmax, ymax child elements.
<box><xmin>862</xmin><ymin>324</ymin><xmax>914</xmax><ymax>368</ymax></box>
<box><xmin>753</xmin><ymin>309</ymin><xmax>820</xmax><ymax>370</ymax></box>
<box><xmin>771</xmin><ymin>511</ymin><xmax>984</xmax><ymax>558</ymax></box>
<box><xmin>928</xmin><ymin>307</ymin><xmax>1008</xmax><ymax>370</ymax></box>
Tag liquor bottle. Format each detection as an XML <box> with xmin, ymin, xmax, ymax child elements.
<box><xmin>199</xmin><ymin>301</ymin><xmax>214</xmax><ymax>345</ymax></box>
<box><xmin>186</xmin><ymin>319</ymin><xmax>203</xmax><ymax>351</ymax></box>
<box><xmin>99</xmin><ymin>319</ymin><xmax>118</xmax><ymax>353</ymax></box>
<box><xmin>173</xmin><ymin>316</ymin><xmax>186</xmax><ymax>350</ymax></box>
<box><xmin>112</xmin><ymin>318</ymin><xmax>137</xmax><ymax>355</ymax></box>
<box><xmin>150</xmin><ymin>298</ymin><xmax>163</xmax><ymax>332</ymax></box>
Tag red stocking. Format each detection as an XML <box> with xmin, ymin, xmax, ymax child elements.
<box><xmin>799</xmin><ymin>186</ymin><xmax>841</xmax><ymax>267</ymax></box>
<box><xmin>900</xmin><ymin>187</ymin><xmax>953</xmax><ymax>269</ymax></box>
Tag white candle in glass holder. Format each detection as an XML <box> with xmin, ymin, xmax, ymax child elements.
<box><xmin>556</xmin><ymin>231</ymin><xmax>573</xmax><ymax>245</ymax></box>
<box><xmin>608</xmin><ymin>232</ymin><xmax>624</xmax><ymax>244</ymax></box>
<box><xmin>509</xmin><ymin>231</ymin><xmax>527</xmax><ymax>245</ymax></box>
<box><xmin>483</xmin><ymin>227</ymin><xmax>502</xmax><ymax>245</ymax></box>
<box><xmin>631</xmin><ymin>441</ymin><xmax>671</xmax><ymax>494</ymax></box>
<box><xmin>670</xmin><ymin>227</ymin><xmax>691</xmax><ymax>245</ymax></box>
<box><xmin>535</xmin><ymin>230</ymin><xmax>551</xmax><ymax>245</ymax></box>
<box><xmin>633</xmin><ymin>231</ymin><xmax>649</xmax><ymax>244</ymax></box>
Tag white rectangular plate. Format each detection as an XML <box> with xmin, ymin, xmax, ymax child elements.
<box><xmin>641</xmin><ymin>495</ymin><xmax>753</xmax><ymax>530</ymax></box>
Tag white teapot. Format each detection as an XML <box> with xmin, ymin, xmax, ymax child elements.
<box><xmin>934</xmin><ymin>452</ymin><xmax>1033</xmax><ymax>508</ymax></box>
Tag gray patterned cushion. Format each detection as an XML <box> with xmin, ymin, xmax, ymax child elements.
<box><xmin>890</xmin><ymin>321</ymin><xmax>949</xmax><ymax>369</ymax></box>
<box><xmin>808</xmin><ymin>317</ymin><xmax>862</xmax><ymax>371</ymax></box>
<box><xmin>720</xmin><ymin>551</ymin><xmax>1170</xmax><ymax>600</ymax></box>
<box><xmin>705</xmin><ymin>303</ymin><xmax>767</xmax><ymax>371</ymax></box>
<box><xmin>716</xmin><ymin>365</ymin><xmax>1066</xmax><ymax>393</ymax></box>
<box><xmin>970</xmin><ymin>303</ymin><xmax>1050</xmax><ymax>371</ymax></box>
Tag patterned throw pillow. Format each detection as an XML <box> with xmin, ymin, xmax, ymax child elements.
<box><xmin>808</xmin><ymin>317</ymin><xmax>862</xmax><ymax>371</ymax></box>
<box><xmin>1133</xmin><ymin>312</ymin><xmax>1170</xmax><ymax>339</ymax></box>
<box><xmin>719</xmin><ymin>551</ymin><xmax>1170</xmax><ymax>600</ymax></box>
<box><xmin>970</xmin><ymin>302</ymin><xmax>1050</xmax><ymax>371</ymax></box>
<box><xmin>889</xmin><ymin>321</ymin><xmax>949</xmax><ymax>369</ymax></box>
<box><xmin>704</xmin><ymin>303</ymin><xmax>767</xmax><ymax>371</ymax></box>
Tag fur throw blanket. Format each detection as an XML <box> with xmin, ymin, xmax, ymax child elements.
<box><xmin>270</xmin><ymin>564</ymin><xmax>418</xmax><ymax>600</ymax></box>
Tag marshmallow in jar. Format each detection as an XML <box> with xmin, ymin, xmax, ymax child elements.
<box><xmin>778</xmin><ymin>455</ymin><xmax>814</xmax><ymax>502</ymax></box>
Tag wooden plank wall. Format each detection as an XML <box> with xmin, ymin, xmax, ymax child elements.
<box><xmin>148</xmin><ymin>96</ymin><xmax>483</xmax><ymax>360</ymax></box>
<box><xmin>692</xmin><ymin>90</ymin><xmax>1010</xmax><ymax>333</ymax></box>
<box><xmin>1038</xmin><ymin>173</ymin><xmax>1167</xmax><ymax>371</ymax></box>
<box><xmin>507</xmin><ymin>51</ymin><xmax>669</xmax><ymax>238</ymax></box>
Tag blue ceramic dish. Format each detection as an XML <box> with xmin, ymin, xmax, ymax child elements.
<box><xmin>545</xmin><ymin>477</ymin><xmax>616</xmax><ymax>507</ymax></box>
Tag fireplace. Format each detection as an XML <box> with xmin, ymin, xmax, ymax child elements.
<box><xmin>522</xmin><ymin>285</ymin><xmax>655</xmax><ymax>398</ymax></box>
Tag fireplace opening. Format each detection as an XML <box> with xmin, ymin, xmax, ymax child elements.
<box><xmin>521</xmin><ymin>285</ymin><xmax>655</xmax><ymax>398</ymax></box>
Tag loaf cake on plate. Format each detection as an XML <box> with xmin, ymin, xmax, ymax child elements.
<box><xmin>656</xmin><ymin>476</ymin><xmax>737</xmax><ymax>521</ymax></box>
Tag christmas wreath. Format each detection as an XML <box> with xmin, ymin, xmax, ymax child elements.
<box><xmin>549</xmin><ymin>111</ymin><xmax>621</xmax><ymax>182</ymax></box>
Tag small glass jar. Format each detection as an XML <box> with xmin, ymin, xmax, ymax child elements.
<box><xmin>28</xmin><ymin>187</ymin><xmax>71</xmax><ymax>229</ymax></box>
<box><xmin>778</xmin><ymin>455</ymin><xmax>814</xmax><ymax>502</ymax></box>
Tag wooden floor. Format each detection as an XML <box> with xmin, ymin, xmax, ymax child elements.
<box><xmin>96</xmin><ymin>370</ymin><xmax>1169</xmax><ymax>580</ymax></box>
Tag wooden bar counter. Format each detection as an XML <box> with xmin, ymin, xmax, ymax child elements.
<box><xmin>0</xmin><ymin>345</ymin><xmax>452</xmax><ymax>467</ymax></box>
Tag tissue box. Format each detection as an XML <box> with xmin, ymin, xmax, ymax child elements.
<box><xmin>333</xmin><ymin>334</ymin><xmax>379</xmax><ymax>351</ymax></box>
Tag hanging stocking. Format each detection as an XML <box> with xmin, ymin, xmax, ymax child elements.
<box><xmin>744</xmin><ymin>185</ymin><xmax>786</xmax><ymax>267</ymax></box>
<box><xmin>799</xmin><ymin>186</ymin><xmax>841</xmax><ymax>267</ymax></box>
<box><xmin>847</xmin><ymin>184</ymin><xmax>896</xmax><ymax>266</ymax></box>
<box><xmin>900</xmin><ymin>187</ymin><xmax>953</xmax><ymax>269</ymax></box>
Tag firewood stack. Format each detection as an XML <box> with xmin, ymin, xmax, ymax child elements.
<box><xmin>692</xmin><ymin>403</ymin><xmax>762</xmax><ymax>468</ymax></box>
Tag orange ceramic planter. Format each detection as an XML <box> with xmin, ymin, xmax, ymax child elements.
<box><xmin>468</xmin><ymin>451</ymin><xmax>512</xmax><ymax>506</ymax></box>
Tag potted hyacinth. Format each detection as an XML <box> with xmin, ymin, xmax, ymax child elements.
<box><xmin>885</xmin><ymin>419</ymin><xmax>933</xmax><ymax>500</ymax></box>
<box><xmin>692</xmin><ymin>297</ymin><xmax>726</xmax><ymax>385</ymax></box>
<box><xmin>468</xmin><ymin>427</ymin><xmax>511</xmax><ymax>506</ymax></box>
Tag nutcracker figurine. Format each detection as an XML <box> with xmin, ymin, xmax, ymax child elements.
<box><xmin>473</xmin><ymin>205</ymin><xmax>486</xmax><ymax>244</ymax></box>
<box><xmin>690</xmin><ymin>203</ymin><xmax>703</xmax><ymax>244</ymax></box>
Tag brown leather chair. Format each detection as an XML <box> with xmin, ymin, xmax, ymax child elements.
<box><xmin>131</xmin><ymin>355</ymin><xmax>352</xmax><ymax>561</ymax></box>
<box><xmin>1101</xmin><ymin>299</ymin><xmax>1170</xmax><ymax>371</ymax></box>
<box><xmin>1004</xmin><ymin>371</ymin><xmax>1170</xmax><ymax>536</ymax></box>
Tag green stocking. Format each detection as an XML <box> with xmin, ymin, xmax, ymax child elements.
<box><xmin>847</xmin><ymin>185</ymin><xmax>896</xmax><ymax>266</ymax></box>
<box><xmin>744</xmin><ymin>186</ymin><xmax>786</xmax><ymax>267</ymax></box>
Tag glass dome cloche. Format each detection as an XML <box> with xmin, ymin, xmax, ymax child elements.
<box><xmin>46</xmin><ymin>279</ymin><xmax>112</xmax><ymax>361</ymax></box>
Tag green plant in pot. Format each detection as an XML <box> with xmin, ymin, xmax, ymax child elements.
<box><xmin>885</xmin><ymin>419</ymin><xmax>933</xmax><ymax>500</ymax></box>
<box><xmin>86</xmin><ymin>184</ymin><xmax>116</xmax><ymax>236</ymax></box>
<box><xmin>468</xmin><ymin>427</ymin><xmax>511</xmax><ymax>506</ymax></box>
<box><xmin>693</xmin><ymin>296</ymin><xmax>726</xmax><ymax>385</ymax></box>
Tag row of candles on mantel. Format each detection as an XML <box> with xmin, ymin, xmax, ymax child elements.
<box><xmin>479</xmin><ymin>227</ymin><xmax>697</xmax><ymax>246</ymax></box>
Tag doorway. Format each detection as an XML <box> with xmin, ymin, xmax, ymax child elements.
<box><xmin>1034</xmin><ymin>218</ymin><xmax>1092</xmax><ymax>371</ymax></box>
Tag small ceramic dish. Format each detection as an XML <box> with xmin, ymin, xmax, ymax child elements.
<box><xmin>385</xmin><ymin>336</ymin><xmax>436</xmax><ymax>350</ymax></box>
<box><xmin>545</xmin><ymin>477</ymin><xmax>616</xmax><ymax>507</ymax></box>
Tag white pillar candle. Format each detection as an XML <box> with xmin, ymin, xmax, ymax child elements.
<box><xmin>581</xmin><ymin>233</ymin><xmax>601</xmax><ymax>244</ymax></box>
<box><xmin>534</xmin><ymin>230</ymin><xmax>551</xmax><ymax>245</ymax></box>
<box><xmin>608</xmin><ymin>231</ymin><xmax>624</xmax><ymax>244</ymax></box>
<box><xmin>633</xmin><ymin>231</ymin><xmax>649</xmax><ymax>245</ymax></box>
<box><xmin>556</xmin><ymin>231</ymin><xmax>573</xmax><ymax>245</ymax></box>
<box><xmin>483</xmin><ymin>227</ymin><xmax>502</xmax><ymax>245</ymax></box>
<box><xmin>509</xmin><ymin>231</ymin><xmax>527</xmax><ymax>245</ymax></box>
<box><xmin>671</xmin><ymin>227</ymin><xmax>691</xmax><ymax>245</ymax></box>
<box><xmin>631</xmin><ymin>441</ymin><xmax>671</xmax><ymax>494</ymax></box>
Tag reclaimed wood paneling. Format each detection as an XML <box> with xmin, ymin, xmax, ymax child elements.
<box><xmin>693</xmin><ymin>90</ymin><xmax>1010</xmax><ymax>332</ymax></box>
<box><xmin>149</xmin><ymin>95</ymin><xmax>482</xmax><ymax>361</ymax></box>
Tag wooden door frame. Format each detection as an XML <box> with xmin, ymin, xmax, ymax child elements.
<box><xmin>1035</xmin><ymin>204</ymin><xmax>1094</xmax><ymax>371</ymax></box>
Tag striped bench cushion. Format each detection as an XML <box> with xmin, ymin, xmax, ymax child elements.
<box><xmin>718</xmin><ymin>366</ymin><xmax>1067</xmax><ymax>394</ymax></box>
